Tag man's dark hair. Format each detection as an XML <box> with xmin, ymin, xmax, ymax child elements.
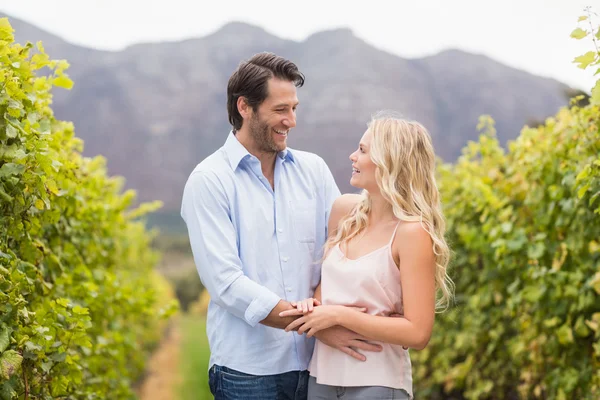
<box><xmin>227</xmin><ymin>52</ymin><xmax>305</xmax><ymax>131</ymax></box>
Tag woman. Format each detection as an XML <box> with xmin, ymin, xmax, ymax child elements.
<box><xmin>280</xmin><ymin>112</ymin><xmax>453</xmax><ymax>399</ymax></box>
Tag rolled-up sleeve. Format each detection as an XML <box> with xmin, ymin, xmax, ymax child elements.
<box><xmin>181</xmin><ymin>171</ymin><xmax>281</xmax><ymax>327</ymax></box>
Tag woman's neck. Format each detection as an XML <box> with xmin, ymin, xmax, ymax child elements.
<box><xmin>367</xmin><ymin>192</ymin><xmax>397</xmax><ymax>226</ymax></box>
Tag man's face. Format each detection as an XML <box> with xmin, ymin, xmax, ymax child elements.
<box><xmin>248</xmin><ymin>78</ymin><xmax>298</xmax><ymax>153</ymax></box>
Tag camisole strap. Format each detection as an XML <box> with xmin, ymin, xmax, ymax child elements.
<box><xmin>388</xmin><ymin>221</ymin><xmax>402</xmax><ymax>246</ymax></box>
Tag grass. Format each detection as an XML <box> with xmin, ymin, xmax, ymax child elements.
<box><xmin>178</xmin><ymin>315</ymin><xmax>213</xmax><ymax>400</ymax></box>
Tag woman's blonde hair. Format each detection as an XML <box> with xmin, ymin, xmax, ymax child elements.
<box><xmin>324</xmin><ymin>111</ymin><xmax>454</xmax><ymax>310</ymax></box>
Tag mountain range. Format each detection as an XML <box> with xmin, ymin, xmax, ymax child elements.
<box><xmin>3</xmin><ymin>13</ymin><xmax>571</xmax><ymax>214</ymax></box>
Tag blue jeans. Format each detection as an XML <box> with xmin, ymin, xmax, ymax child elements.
<box><xmin>209</xmin><ymin>365</ymin><xmax>309</xmax><ymax>400</ymax></box>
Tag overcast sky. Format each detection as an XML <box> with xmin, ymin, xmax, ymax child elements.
<box><xmin>0</xmin><ymin>0</ymin><xmax>597</xmax><ymax>90</ymax></box>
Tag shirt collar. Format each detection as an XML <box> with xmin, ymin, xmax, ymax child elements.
<box><xmin>223</xmin><ymin>131</ymin><xmax>295</xmax><ymax>170</ymax></box>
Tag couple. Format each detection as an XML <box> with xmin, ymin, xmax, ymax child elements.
<box><xmin>180</xmin><ymin>52</ymin><xmax>453</xmax><ymax>400</ymax></box>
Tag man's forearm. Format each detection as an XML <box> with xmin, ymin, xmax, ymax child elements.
<box><xmin>260</xmin><ymin>300</ymin><xmax>300</xmax><ymax>329</ymax></box>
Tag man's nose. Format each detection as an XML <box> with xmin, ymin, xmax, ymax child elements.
<box><xmin>283</xmin><ymin>110</ymin><xmax>296</xmax><ymax>128</ymax></box>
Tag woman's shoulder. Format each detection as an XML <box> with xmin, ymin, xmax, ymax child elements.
<box><xmin>331</xmin><ymin>193</ymin><xmax>363</xmax><ymax>216</ymax></box>
<box><xmin>393</xmin><ymin>221</ymin><xmax>433</xmax><ymax>251</ymax></box>
<box><xmin>328</xmin><ymin>193</ymin><xmax>363</xmax><ymax>232</ymax></box>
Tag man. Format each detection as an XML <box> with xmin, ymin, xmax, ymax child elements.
<box><xmin>181</xmin><ymin>52</ymin><xmax>382</xmax><ymax>399</ymax></box>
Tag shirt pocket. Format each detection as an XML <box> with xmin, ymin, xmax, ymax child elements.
<box><xmin>290</xmin><ymin>200</ymin><xmax>317</xmax><ymax>243</ymax></box>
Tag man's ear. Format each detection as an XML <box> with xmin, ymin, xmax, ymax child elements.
<box><xmin>237</xmin><ymin>97</ymin><xmax>251</xmax><ymax>119</ymax></box>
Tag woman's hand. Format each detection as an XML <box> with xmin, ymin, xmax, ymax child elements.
<box><xmin>285</xmin><ymin>298</ymin><xmax>321</xmax><ymax>315</ymax></box>
<box><xmin>284</xmin><ymin>305</ymin><xmax>366</xmax><ymax>337</ymax></box>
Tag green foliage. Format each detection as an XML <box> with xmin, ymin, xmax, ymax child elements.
<box><xmin>177</xmin><ymin>316</ymin><xmax>211</xmax><ymax>400</ymax></box>
<box><xmin>570</xmin><ymin>6</ymin><xmax>600</xmax><ymax>104</ymax></box>
<box><xmin>0</xmin><ymin>18</ymin><xmax>178</xmax><ymax>399</ymax></box>
<box><xmin>413</xmin><ymin>11</ymin><xmax>600</xmax><ymax>399</ymax></box>
<box><xmin>151</xmin><ymin>233</ymin><xmax>191</xmax><ymax>255</ymax></box>
<box><xmin>170</xmin><ymin>269</ymin><xmax>203</xmax><ymax>313</ymax></box>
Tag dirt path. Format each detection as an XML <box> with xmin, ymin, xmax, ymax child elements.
<box><xmin>137</xmin><ymin>320</ymin><xmax>182</xmax><ymax>400</ymax></box>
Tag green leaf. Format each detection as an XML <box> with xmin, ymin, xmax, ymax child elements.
<box><xmin>591</xmin><ymin>80</ymin><xmax>600</xmax><ymax>106</ymax></box>
<box><xmin>34</xmin><ymin>199</ymin><xmax>44</xmax><ymax>210</ymax></box>
<box><xmin>8</xmin><ymin>99</ymin><xmax>22</xmax><ymax>110</ymax></box>
<box><xmin>5</xmin><ymin>124</ymin><xmax>17</xmax><ymax>139</ymax></box>
<box><xmin>41</xmin><ymin>360</ymin><xmax>53</xmax><ymax>372</ymax></box>
<box><xmin>38</xmin><ymin>119</ymin><xmax>51</xmax><ymax>135</ymax></box>
<box><xmin>544</xmin><ymin>317</ymin><xmax>561</xmax><ymax>327</ymax></box>
<box><xmin>46</xmin><ymin>179</ymin><xmax>60</xmax><ymax>195</ymax></box>
<box><xmin>578</xmin><ymin>183</ymin><xmax>590</xmax><ymax>199</ymax></box>
<box><xmin>53</xmin><ymin>75</ymin><xmax>73</xmax><ymax>90</ymax></box>
<box><xmin>48</xmin><ymin>352</ymin><xmax>66</xmax><ymax>362</ymax></box>
<box><xmin>0</xmin><ymin>350</ymin><xmax>22</xmax><ymax>380</ymax></box>
<box><xmin>573</xmin><ymin>51</ymin><xmax>598</xmax><ymax>69</ymax></box>
<box><xmin>0</xmin><ymin>18</ymin><xmax>14</xmax><ymax>42</ymax></box>
<box><xmin>55</xmin><ymin>298</ymin><xmax>70</xmax><ymax>308</ymax></box>
<box><xmin>72</xmin><ymin>306</ymin><xmax>89</xmax><ymax>315</ymax></box>
<box><xmin>501</xmin><ymin>222</ymin><xmax>512</xmax><ymax>233</ymax></box>
<box><xmin>527</xmin><ymin>242</ymin><xmax>545</xmax><ymax>259</ymax></box>
<box><xmin>576</xmin><ymin>165</ymin><xmax>591</xmax><ymax>181</ymax></box>
<box><xmin>24</xmin><ymin>341</ymin><xmax>42</xmax><ymax>352</ymax></box>
<box><xmin>2</xmin><ymin>145</ymin><xmax>18</xmax><ymax>160</ymax></box>
<box><xmin>523</xmin><ymin>286</ymin><xmax>544</xmax><ymax>302</ymax></box>
<box><xmin>0</xmin><ymin>163</ymin><xmax>24</xmax><ymax>178</ymax></box>
<box><xmin>13</xmin><ymin>149</ymin><xmax>26</xmax><ymax>160</ymax></box>
<box><xmin>570</xmin><ymin>27</ymin><xmax>588</xmax><ymax>39</ymax></box>
<box><xmin>590</xmin><ymin>191</ymin><xmax>600</xmax><ymax>207</ymax></box>
<box><xmin>557</xmin><ymin>323</ymin><xmax>574</xmax><ymax>345</ymax></box>
<box><xmin>0</xmin><ymin>188</ymin><xmax>12</xmax><ymax>202</ymax></box>
<box><xmin>0</xmin><ymin>381</ymin><xmax>17</xmax><ymax>400</ymax></box>
<box><xmin>0</xmin><ymin>325</ymin><xmax>10</xmax><ymax>353</ymax></box>
<box><xmin>578</xmin><ymin>16</ymin><xmax>588</xmax><ymax>22</ymax></box>
<box><xmin>590</xmin><ymin>273</ymin><xmax>600</xmax><ymax>295</ymax></box>
<box><xmin>574</xmin><ymin>316</ymin><xmax>591</xmax><ymax>337</ymax></box>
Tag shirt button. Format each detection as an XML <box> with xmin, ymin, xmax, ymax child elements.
<box><xmin>282</xmin><ymin>256</ymin><xmax>289</xmax><ymax>262</ymax></box>
<box><xmin>286</xmin><ymin>287</ymin><xmax>292</xmax><ymax>292</ymax></box>
<box><xmin>278</xmin><ymin>228</ymin><xmax>283</xmax><ymax>233</ymax></box>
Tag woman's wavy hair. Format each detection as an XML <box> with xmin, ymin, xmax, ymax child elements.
<box><xmin>324</xmin><ymin>111</ymin><xmax>454</xmax><ymax>310</ymax></box>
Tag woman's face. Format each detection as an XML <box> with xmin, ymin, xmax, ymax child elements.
<box><xmin>349</xmin><ymin>129</ymin><xmax>378</xmax><ymax>192</ymax></box>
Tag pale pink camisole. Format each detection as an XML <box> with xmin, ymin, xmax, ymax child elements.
<box><xmin>308</xmin><ymin>223</ymin><xmax>413</xmax><ymax>398</ymax></box>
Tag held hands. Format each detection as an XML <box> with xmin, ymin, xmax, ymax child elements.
<box><xmin>279</xmin><ymin>299</ymin><xmax>366</xmax><ymax>338</ymax></box>
<box><xmin>289</xmin><ymin>298</ymin><xmax>321</xmax><ymax>313</ymax></box>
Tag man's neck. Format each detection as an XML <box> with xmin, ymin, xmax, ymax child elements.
<box><xmin>235</xmin><ymin>129</ymin><xmax>277</xmax><ymax>183</ymax></box>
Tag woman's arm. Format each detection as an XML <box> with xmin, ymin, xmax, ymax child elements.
<box><xmin>314</xmin><ymin>282</ymin><xmax>322</xmax><ymax>303</ymax></box>
<box><xmin>286</xmin><ymin>222</ymin><xmax>436</xmax><ymax>349</ymax></box>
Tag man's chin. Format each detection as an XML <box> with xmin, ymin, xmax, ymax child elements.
<box><xmin>273</xmin><ymin>141</ymin><xmax>287</xmax><ymax>152</ymax></box>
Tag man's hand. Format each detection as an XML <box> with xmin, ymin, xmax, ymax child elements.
<box><xmin>314</xmin><ymin>325</ymin><xmax>382</xmax><ymax>361</ymax></box>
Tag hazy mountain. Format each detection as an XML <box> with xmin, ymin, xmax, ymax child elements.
<box><xmin>4</xmin><ymin>14</ymin><xmax>570</xmax><ymax>213</ymax></box>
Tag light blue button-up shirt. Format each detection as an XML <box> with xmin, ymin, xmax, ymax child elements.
<box><xmin>181</xmin><ymin>132</ymin><xmax>340</xmax><ymax>375</ymax></box>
